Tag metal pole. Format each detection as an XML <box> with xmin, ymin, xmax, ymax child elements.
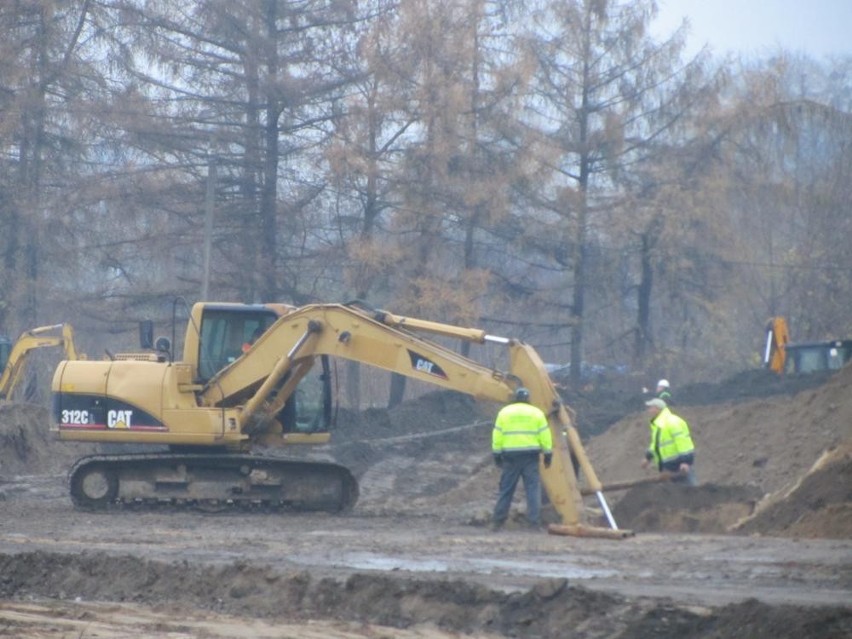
<box><xmin>201</xmin><ymin>156</ymin><xmax>216</xmax><ymax>300</ymax></box>
<box><xmin>595</xmin><ymin>491</ymin><xmax>619</xmax><ymax>530</ymax></box>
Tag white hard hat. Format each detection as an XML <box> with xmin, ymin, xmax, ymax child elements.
<box><xmin>657</xmin><ymin>379</ymin><xmax>670</xmax><ymax>388</ymax></box>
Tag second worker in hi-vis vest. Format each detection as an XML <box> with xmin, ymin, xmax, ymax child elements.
<box><xmin>642</xmin><ymin>398</ymin><xmax>697</xmax><ymax>486</ymax></box>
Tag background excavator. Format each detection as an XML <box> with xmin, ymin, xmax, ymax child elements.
<box><xmin>763</xmin><ymin>316</ymin><xmax>852</xmax><ymax>374</ymax></box>
<box><xmin>51</xmin><ymin>300</ymin><xmax>627</xmax><ymax>538</ymax></box>
<box><xmin>0</xmin><ymin>323</ymin><xmax>82</xmax><ymax>401</ymax></box>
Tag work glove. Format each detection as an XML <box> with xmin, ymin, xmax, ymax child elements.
<box><xmin>543</xmin><ymin>452</ymin><xmax>552</xmax><ymax>468</ymax></box>
<box><xmin>493</xmin><ymin>453</ymin><xmax>503</xmax><ymax>468</ymax></box>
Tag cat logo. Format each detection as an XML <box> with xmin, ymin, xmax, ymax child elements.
<box><xmin>407</xmin><ymin>350</ymin><xmax>448</xmax><ymax>380</ymax></box>
<box><xmin>107</xmin><ymin>409</ymin><xmax>133</xmax><ymax>429</ymax></box>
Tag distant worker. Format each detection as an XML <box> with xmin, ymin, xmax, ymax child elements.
<box><xmin>642</xmin><ymin>398</ymin><xmax>697</xmax><ymax>486</ymax></box>
<box><xmin>655</xmin><ymin>379</ymin><xmax>673</xmax><ymax>404</ymax></box>
<box><xmin>643</xmin><ymin>378</ymin><xmax>673</xmax><ymax>405</ymax></box>
<box><xmin>491</xmin><ymin>387</ymin><xmax>553</xmax><ymax>531</ymax></box>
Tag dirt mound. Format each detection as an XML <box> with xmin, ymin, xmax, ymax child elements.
<box><xmin>0</xmin><ymin>404</ymin><xmax>95</xmax><ymax>477</ymax></box>
<box><xmin>583</xmin><ymin>364</ymin><xmax>852</xmax><ymax>535</ymax></box>
<box><xmin>1</xmin><ymin>551</ymin><xmax>849</xmax><ymax>639</ymax></box>
<box><xmin>733</xmin><ymin>442</ymin><xmax>852</xmax><ymax>539</ymax></box>
<box><xmin>553</xmin><ymin>367</ymin><xmax>833</xmax><ymax>438</ymax></box>
<box><xmin>678</xmin><ymin>368</ymin><xmax>838</xmax><ymax>406</ymax></box>
<box><xmin>611</xmin><ymin>483</ymin><xmax>763</xmax><ymax>533</ymax></box>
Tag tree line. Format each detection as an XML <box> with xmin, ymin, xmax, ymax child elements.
<box><xmin>1</xmin><ymin>0</ymin><xmax>850</xmax><ymax>403</ymax></box>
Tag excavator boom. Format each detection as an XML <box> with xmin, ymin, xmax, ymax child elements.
<box><xmin>764</xmin><ymin>317</ymin><xmax>790</xmax><ymax>374</ymax></box>
<box><xmin>0</xmin><ymin>323</ymin><xmax>81</xmax><ymax>400</ymax></box>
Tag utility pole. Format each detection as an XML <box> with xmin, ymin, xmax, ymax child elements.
<box><xmin>201</xmin><ymin>155</ymin><xmax>216</xmax><ymax>300</ymax></box>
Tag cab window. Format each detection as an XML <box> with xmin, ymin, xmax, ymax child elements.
<box><xmin>197</xmin><ymin>309</ymin><xmax>276</xmax><ymax>381</ymax></box>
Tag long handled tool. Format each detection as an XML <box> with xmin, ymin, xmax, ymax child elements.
<box><xmin>579</xmin><ymin>471</ymin><xmax>680</xmax><ymax>496</ymax></box>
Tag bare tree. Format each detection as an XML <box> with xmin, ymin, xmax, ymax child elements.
<box><xmin>109</xmin><ymin>0</ymin><xmax>360</xmax><ymax>304</ymax></box>
<box><xmin>0</xmin><ymin>0</ymin><xmax>97</xmax><ymax>331</ymax></box>
<box><xmin>706</xmin><ymin>55</ymin><xmax>852</xmax><ymax>344</ymax></box>
<box><xmin>517</xmin><ymin>0</ymin><xmax>718</xmax><ymax>382</ymax></box>
<box><xmin>327</xmin><ymin>0</ymin><xmax>526</xmax><ymax>405</ymax></box>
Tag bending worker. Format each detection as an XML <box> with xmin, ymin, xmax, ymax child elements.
<box><xmin>642</xmin><ymin>398</ymin><xmax>697</xmax><ymax>486</ymax></box>
<box><xmin>491</xmin><ymin>387</ymin><xmax>553</xmax><ymax>530</ymax></box>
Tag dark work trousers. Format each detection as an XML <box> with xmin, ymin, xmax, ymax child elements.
<box><xmin>669</xmin><ymin>465</ymin><xmax>698</xmax><ymax>486</ymax></box>
<box><xmin>492</xmin><ymin>452</ymin><xmax>541</xmax><ymax>526</ymax></box>
<box><xmin>661</xmin><ymin>460</ymin><xmax>698</xmax><ymax>486</ymax></box>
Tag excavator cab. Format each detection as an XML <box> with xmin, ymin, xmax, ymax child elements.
<box><xmin>197</xmin><ymin>306</ymin><xmax>279</xmax><ymax>380</ymax></box>
<box><xmin>763</xmin><ymin>316</ymin><xmax>852</xmax><ymax>375</ymax></box>
<box><xmin>192</xmin><ymin>304</ymin><xmax>332</xmax><ymax>435</ymax></box>
<box><xmin>783</xmin><ymin>340</ymin><xmax>852</xmax><ymax>374</ymax></box>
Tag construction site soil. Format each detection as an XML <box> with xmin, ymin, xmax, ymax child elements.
<box><xmin>0</xmin><ymin>366</ymin><xmax>850</xmax><ymax>638</ymax></box>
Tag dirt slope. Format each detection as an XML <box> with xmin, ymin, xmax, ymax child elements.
<box><xmin>584</xmin><ymin>363</ymin><xmax>852</xmax><ymax>537</ymax></box>
<box><xmin>0</xmin><ymin>550</ymin><xmax>849</xmax><ymax>639</ymax></box>
<box><xmin>0</xmin><ymin>403</ymin><xmax>96</xmax><ymax>476</ymax></box>
<box><xmin>587</xmin><ymin>364</ymin><xmax>852</xmax><ymax>493</ymax></box>
<box><xmin>320</xmin><ymin>365</ymin><xmax>852</xmax><ymax>538</ymax></box>
<box><xmin>734</xmin><ymin>441</ymin><xmax>852</xmax><ymax>538</ymax></box>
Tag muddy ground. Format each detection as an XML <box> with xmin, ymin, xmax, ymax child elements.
<box><xmin>0</xmin><ymin>365</ymin><xmax>850</xmax><ymax>638</ymax></box>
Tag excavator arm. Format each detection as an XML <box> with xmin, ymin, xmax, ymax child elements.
<box><xmin>202</xmin><ymin>302</ymin><xmax>618</xmax><ymax>533</ymax></box>
<box><xmin>764</xmin><ymin>316</ymin><xmax>789</xmax><ymax>374</ymax></box>
<box><xmin>0</xmin><ymin>324</ymin><xmax>81</xmax><ymax>400</ymax></box>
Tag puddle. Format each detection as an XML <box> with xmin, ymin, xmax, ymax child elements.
<box><xmin>289</xmin><ymin>550</ymin><xmax>619</xmax><ymax>581</ymax></box>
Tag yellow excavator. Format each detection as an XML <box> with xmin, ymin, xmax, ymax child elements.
<box><xmin>764</xmin><ymin>316</ymin><xmax>852</xmax><ymax>374</ymax></box>
<box><xmin>0</xmin><ymin>323</ymin><xmax>82</xmax><ymax>401</ymax></box>
<box><xmin>51</xmin><ymin>301</ymin><xmax>626</xmax><ymax>537</ymax></box>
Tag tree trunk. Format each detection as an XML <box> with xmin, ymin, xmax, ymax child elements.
<box><xmin>635</xmin><ymin>230</ymin><xmax>654</xmax><ymax>363</ymax></box>
<box><xmin>388</xmin><ymin>373</ymin><xmax>406</xmax><ymax>408</ymax></box>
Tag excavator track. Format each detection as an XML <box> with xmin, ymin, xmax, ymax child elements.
<box><xmin>67</xmin><ymin>453</ymin><xmax>359</xmax><ymax>514</ymax></box>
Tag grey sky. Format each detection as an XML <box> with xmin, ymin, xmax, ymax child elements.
<box><xmin>653</xmin><ymin>0</ymin><xmax>852</xmax><ymax>58</ymax></box>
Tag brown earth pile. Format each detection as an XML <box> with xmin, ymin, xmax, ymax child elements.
<box><xmin>0</xmin><ymin>403</ymin><xmax>95</xmax><ymax>477</ymax></box>
<box><xmin>323</xmin><ymin>365</ymin><xmax>852</xmax><ymax>538</ymax></box>
<box><xmin>587</xmin><ymin>363</ymin><xmax>852</xmax><ymax>493</ymax></box>
<box><xmin>734</xmin><ymin>441</ymin><xmax>852</xmax><ymax>538</ymax></box>
<box><xmin>584</xmin><ymin>363</ymin><xmax>852</xmax><ymax>537</ymax></box>
<box><xmin>0</xmin><ymin>551</ymin><xmax>849</xmax><ymax>639</ymax></box>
